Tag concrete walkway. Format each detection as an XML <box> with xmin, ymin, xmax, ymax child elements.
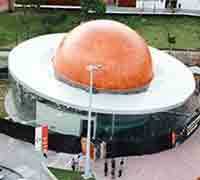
<box><xmin>0</xmin><ymin>165</ymin><xmax>23</xmax><ymax>180</ymax></box>
<box><xmin>48</xmin><ymin>127</ymin><xmax>200</xmax><ymax>180</ymax></box>
<box><xmin>93</xmin><ymin>128</ymin><xmax>200</xmax><ymax>180</ymax></box>
<box><xmin>106</xmin><ymin>6</ymin><xmax>200</xmax><ymax>16</ymax></box>
<box><xmin>0</xmin><ymin>133</ymin><xmax>56</xmax><ymax>180</ymax></box>
<box><xmin>1</xmin><ymin>115</ymin><xmax>200</xmax><ymax>180</ymax></box>
<box><xmin>1</xmin><ymin>125</ymin><xmax>200</xmax><ymax>180</ymax></box>
<box><xmin>15</xmin><ymin>4</ymin><xmax>200</xmax><ymax>17</ymax></box>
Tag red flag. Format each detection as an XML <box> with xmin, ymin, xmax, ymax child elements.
<box><xmin>172</xmin><ymin>131</ymin><xmax>176</xmax><ymax>145</ymax></box>
<box><xmin>42</xmin><ymin>125</ymin><xmax>48</xmax><ymax>154</ymax></box>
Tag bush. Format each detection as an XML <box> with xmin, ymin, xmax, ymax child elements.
<box><xmin>80</xmin><ymin>0</ymin><xmax>106</xmax><ymax>21</ymax></box>
<box><xmin>41</xmin><ymin>12</ymin><xmax>67</xmax><ymax>25</ymax></box>
<box><xmin>40</xmin><ymin>14</ymin><xmax>67</xmax><ymax>34</ymax></box>
<box><xmin>0</xmin><ymin>32</ymin><xmax>10</xmax><ymax>42</ymax></box>
<box><xmin>15</xmin><ymin>15</ymin><xmax>32</xmax><ymax>39</ymax></box>
<box><xmin>41</xmin><ymin>15</ymin><xmax>56</xmax><ymax>25</ymax></box>
<box><xmin>57</xmin><ymin>12</ymin><xmax>67</xmax><ymax>23</ymax></box>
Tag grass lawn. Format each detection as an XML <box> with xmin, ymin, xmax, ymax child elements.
<box><xmin>49</xmin><ymin>167</ymin><xmax>95</xmax><ymax>180</ymax></box>
<box><xmin>0</xmin><ymin>10</ymin><xmax>200</xmax><ymax>48</ymax></box>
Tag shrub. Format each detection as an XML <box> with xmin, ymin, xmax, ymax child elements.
<box><xmin>57</xmin><ymin>12</ymin><xmax>67</xmax><ymax>23</ymax></box>
<box><xmin>41</xmin><ymin>15</ymin><xmax>57</xmax><ymax>25</ymax></box>
<box><xmin>80</xmin><ymin>0</ymin><xmax>106</xmax><ymax>21</ymax></box>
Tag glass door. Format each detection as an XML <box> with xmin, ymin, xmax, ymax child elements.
<box><xmin>81</xmin><ymin>119</ymin><xmax>94</xmax><ymax>138</ymax></box>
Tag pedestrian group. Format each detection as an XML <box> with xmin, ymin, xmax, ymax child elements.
<box><xmin>70</xmin><ymin>154</ymin><xmax>125</xmax><ymax>179</ymax></box>
<box><xmin>71</xmin><ymin>154</ymin><xmax>82</xmax><ymax>171</ymax></box>
<box><xmin>104</xmin><ymin>158</ymin><xmax>125</xmax><ymax>179</ymax></box>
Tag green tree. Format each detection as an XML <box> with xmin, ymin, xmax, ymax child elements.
<box><xmin>80</xmin><ymin>0</ymin><xmax>106</xmax><ymax>21</ymax></box>
<box><xmin>15</xmin><ymin>14</ymin><xmax>32</xmax><ymax>41</ymax></box>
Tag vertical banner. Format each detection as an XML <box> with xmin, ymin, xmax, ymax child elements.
<box><xmin>171</xmin><ymin>131</ymin><xmax>176</xmax><ymax>146</ymax></box>
<box><xmin>42</xmin><ymin>125</ymin><xmax>48</xmax><ymax>154</ymax></box>
<box><xmin>35</xmin><ymin>126</ymin><xmax>42</xmax><ymax>152</ymax></box>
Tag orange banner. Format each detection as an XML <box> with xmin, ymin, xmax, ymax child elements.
<box><xmin>42</xmin><ymin>125</ymin><xmax>48</xmax><ymax>154</ymax></box>
<box><xmin>172</xmin><ymin>131</ymin><xmax>176</xmax><ymax>146</ymax></box>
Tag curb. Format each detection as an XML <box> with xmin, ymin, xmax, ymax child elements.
<box><xmin>15</xmin><ymin>4</ymin><xmax>200</xmax><ymax>17</ymax></box>
<box><xmin>42</xmin><ymin>163</ymin><xmax>58</xmax><ymax>180</ymax></box>
<box><xmin>0</xmin><ymin>165</ymin><xmax>24</xmax><ymax>179</ymax></box>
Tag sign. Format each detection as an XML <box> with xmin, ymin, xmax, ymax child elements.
<box><xmin>35</xmin><ymin>126</ymin><xmax>42</xmax><ymax>152</ymax></box>
<box><xmin>35</xmin><ymin>125</ymin><xmax>48</xmax><ymax>153</ymax></box>
<box><xmin>42</xmin><ymin>125</ymin><xmax>48</xmax><ymax>154</ymax></box>
<box><xmin>171</xmin><ymin>131</ymin><xmax>176</xmax><ymax>146</ymax></box>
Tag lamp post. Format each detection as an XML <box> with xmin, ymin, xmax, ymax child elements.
<box><xmin>84</xmin><ymin>64</ymin><xmax>102</xmax><ymax>179</ymax></box>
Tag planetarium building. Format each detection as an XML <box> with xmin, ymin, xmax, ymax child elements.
<box><xmin>6</xmin><ymin>20</ymin><xmax>198</xmax><ymax>156</ymax></box>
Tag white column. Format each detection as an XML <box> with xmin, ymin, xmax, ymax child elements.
<box><xmin>84</xmin><ymin>69</ymin><xmax>93</xmax><ymax>178</ymax></box>
<box><xmin>93</xmin><ymin>117</ymin><xmax>97</xmax><ymax>140</ymax></box>
<box><xmin>84</xmin><ymin>64</ymin><xmax>102</xmax><ymax>179</ymax></box>
<box><xmin>111</xmin><ymin>114</ymin><xmax>115</xmax><ymax>140</ymax></box>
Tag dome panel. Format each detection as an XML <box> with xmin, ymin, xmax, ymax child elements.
<box><xmin>53</xmin><ymin>20</ymin><xmax>153</xmax><ymax>93</ymax></box>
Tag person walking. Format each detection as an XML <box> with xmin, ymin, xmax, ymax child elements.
<box><xmin>120</xmin><ymin>158</ymin><xmax>124</xmax><ymax>167</ymax></box>
<box><xmin>71</xmin><ymin>157</ymin><xmax>76</xmax><ymax>171</ymax></box>
<box><xmin>104</xmin><ymin>159</ymin><xmax>108</xmax><ymax>176</ymax></box>
<box><xmin>75</xmin><ymin>155</ymin><xmax>80</xmax><ymax>171</ymax></box>
<box><xmin>111</xmin><ymin>158</ymin><xmax>116</xmax><ymax>179</ymax></box>
<box><xmin>118</xmin><ymin>167</ymin><xmax>122</xmax><ymax>178</ymax></box>
<box><xmin>43</xmin><ymin>153</ymin><xmax>47</xmax><ymax>158</ymax></box>
<box><xmin>118</xmin><ymin>158</ymin><xmax>124</xmax><ymax>177</ymax></box>
<box><xmin>111</xmin><ymin>167</ymin><xmax>115</xmax><ymax>179</ymax></box>
<box><xmin>111</xmin><ymin>158</ymin><xmax>116</xmax><ymax>169</ymax></box>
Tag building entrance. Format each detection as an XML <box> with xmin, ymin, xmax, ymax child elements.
<box><xmin>165</xmin><ymin>0</ymin><xmax>177</xmax><ymax>8</ymax></box>
<box><xmin>81</xmin><ymin>119</ymin><xmax>94</xmax><ymax>138</ymax></box>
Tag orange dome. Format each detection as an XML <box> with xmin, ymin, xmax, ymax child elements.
<box><xmin>53</xmin><ymin>20</ymin><xmax>153</xmax><ymax>93</ymax></box>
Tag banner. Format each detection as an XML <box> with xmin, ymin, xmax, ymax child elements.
<box><xmin>171</xmin><ymin>131</ymin><xmax>176</xmax><ymax>146</ymax></box>
<box><xmin>35</xmin><ymin>125</ymin><xmax>48</xmax><ymax>153</ymax></box>
<box><xmin>35</xmin><ymin>126</ymin><xmax>42</xmax><ymax>152</ymax></box>
<box><xmin>42</xmin><ymin>125</ymin><xmax>48</xmax><ymax>154</ymax></box>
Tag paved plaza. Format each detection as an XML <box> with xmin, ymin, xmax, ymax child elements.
<box><xmin>1</xmin><ymin>122</ymin><xmax>200</xmax><ymax>180</ymax></box>
<box><xmin>48</xmin><ymin>127</ymin><xmax>200</xmax><ymax>180</ymax></box>
<box><xmin>0</xmin><ymin>133</ymin><xmax>55</xmax><ymax>180</ymax></box>
<box><xmin>0</xmin><ymin>165</ymin><xmax>22</xmax><ymax>180</ymax></box>
<box><xmin>92</xmin><ymin>128</ymin><xmax>200</xmax><ymax>180</ymax></box>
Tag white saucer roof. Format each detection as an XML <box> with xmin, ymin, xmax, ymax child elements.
<box><xmin>9</xmin><ymin>34</ymin><xmax>195</xmax><ymax>115</ymax></box>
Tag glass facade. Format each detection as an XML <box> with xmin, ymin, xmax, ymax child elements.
<box><xmin>10</xmin><ymin>76</ymin><xmax>36</xmax><ymax>122</ymax></box>
<box><xmin>96</xmin><ymin>112</ymin><xmax>187</xmax><ymax>141</ymax></box>
<box><xmin>8</xmin><ymin>75</ymin><xmax>197</xmax><ymax>140</ymax></box>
